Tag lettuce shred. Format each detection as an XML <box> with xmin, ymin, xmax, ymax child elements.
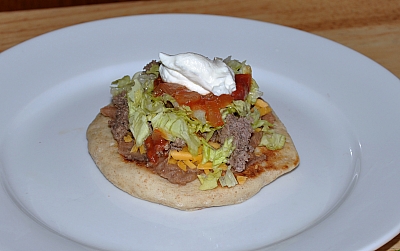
<box><xmin>201</xmin><ymin>137</ymin><xmax>235</xmax><ymax>168</ymax></box>
<box><xmin>151</xmin><ymin>112</ymin><xmax>201</xmax><ymax>156</ymax></box>
<box><xmin>219</xmin><ymin>168</ymin><xmax>238</xmax><ymax>188</ymax></box>
<box><xmin>259</xmin><ymin>133</ymin><xmax>286</xmax><ymax>150</ymax></box>
<box><xmin>197</xmin><ymin>168</ymin><xmax>222</xmax><ymax>191</ymax></box>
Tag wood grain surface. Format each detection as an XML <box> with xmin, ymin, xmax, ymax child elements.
<box><xmin>0</xmin><ymin>0</ymin><xmax>134</xmax><ymax>11</ymax></box>
<box><xmin>0</xmin><ymin>0</ymin><xmax>399</xmax><ymax>250</ymax></box>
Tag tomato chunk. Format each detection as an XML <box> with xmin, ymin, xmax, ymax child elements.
<box><xmin>216</xmin><ymin>94</ymin><xmax>234</xmax><ymax>108</ymax></box>
<box><xmin>190</xmin><ymin>102</ymin><xmax>206</xmax><ymax>111</ymax></box>
<box><xmin>153</xmin><ymin>82</ymin><xmax>187</xmax><ymax>97</ymax></box>
<box><xmin>204</xmin><ymin>100</ymin><xmax>224</xmax><ymax>127</ymax></box>
<box><xmin>232</xmin><ymin>74</ymin><xmax>251</xmax><ymax>100</ymax></box>
<box><xmin>173</xmin><ymin>90</ymin><xmax>202</xmax><ymax>106</ymax></box>
<box><xmin>203</xmin><ymin>93</ymin><xmax>232</xmax><ymax>105</ymax></box>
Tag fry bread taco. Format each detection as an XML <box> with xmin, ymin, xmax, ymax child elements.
<box><xmin>87</xmin><ymin>52</ymin><xmax>299</xmax><ymax>210</ymax></box>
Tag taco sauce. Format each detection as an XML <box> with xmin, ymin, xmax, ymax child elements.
<box><xmin>144</xmin><ymin>129</ymin><xmax>169</xmax><ymax>163</ymax></box>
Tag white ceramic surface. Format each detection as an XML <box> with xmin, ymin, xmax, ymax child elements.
<box><xmin>0</xmin><ymin>14</ymin><xmax>399</xmax><ymax>251</ymax></box>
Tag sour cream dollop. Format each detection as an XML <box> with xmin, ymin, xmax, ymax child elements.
<box><xmin>158</xmin><ymin>52</ymin><xmax>236</xmax><ymax>96</ymax></box>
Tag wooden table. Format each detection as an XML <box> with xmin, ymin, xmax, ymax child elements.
<box><xmin>1</xmin><ymin>0</ymin><xmax>399</xmax><ymax>250</ymax></box>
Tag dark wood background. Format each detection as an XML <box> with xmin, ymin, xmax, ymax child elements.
<box><xmin>0</xmin><ymin>0</ymin><xmax>138</xmax><ymax>11</ymax></box>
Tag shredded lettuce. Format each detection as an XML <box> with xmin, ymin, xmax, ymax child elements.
<box><xmin>160</xmin><ymin>93</ymin><xmax>179</xmax><ymax>108</ymax></box>
<box><xmin>110</xmin><ymin>75</ymin><xmax>134</xmax><ymax>96</ymax></box>
<box><xmin>223</xmin><ymin>56</ymin><xmax>249</xmax><ymax>74</ymax></box>
<box><xmin>110</xmin><ymin>69</ymin><xmax>159</xmax><ymax>96</ymax></box>
<box><xmin>192</xmin><ymin>109</ymin><xmax>207</xmax><ymax>124</ymax></box>
<box><xmin>259</xmin><ymin>132</ymin><xmax>286</xmax><ymax>150</ymax></box>
<box><xmin>145</xmin><ymin>62</ymin><xmax>160</xmax><ymax>76</ymax></box>
<box><xmin>247</xmin><ymin>79</ymin><xmax>263</xmax><ymax>105</ymax></box>
<box><xmin>249</xmin><ymin>107</ymin><xmax>273</xmax><ymax>131</ymax></box>
<box><xmin>126</xmin><ymin>72</ymin><xmax>165</xmax><ymax>146</ymax></box>
<box><xmin>219</xmin><ymin>167</ymin><xmax>238</xmax><ymax>188</ymax></box>
<box><xmin>248</xmin><ymin>103</ymin><xmax>285</xmax><ymax>150</ymax></box>
<box><xmin>151</xmin><ymin>112</ymin><xmax>201</xmax><ymax>156</ymax></box>
<box><xmin>128</xmin><ymin>110</ymin><xmax>150</xmax><ymax>146</ymax></box>
<box><xmin>128</xmin><ymin>81</ymin><xmax>164</xmax><ymax>114</ymax></box>
<box><xmin>136</xmin><ymin>72</ymin><xmax>157</xmax><ymax>92</ymax></box>
<box><xmin>222</xmin><ymin>100</ymin><xmax>251</xmax><ymax>118</ymax></box>
<box><xmin>126</xmin><ymin>76</ymin><xmax>150</xmax><ymax>146</ymax></box>
<box><xmin>201</xmin><ymin>137</ymin><xmax>235</xmax><ymax>168</ymax></box>
<box><xmin>186</xmin><ymin>116</ymin><xmax>216</xmax><ymax>135</ymax></box>
<box><xmin>197</xmin><ymin>168</ymin><xmax>222</xmax><ymax>190</ymax></box>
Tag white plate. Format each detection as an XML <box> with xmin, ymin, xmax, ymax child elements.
<box><xmin>0</xmin><ymin>14</ymin><xmax>399</xmax><ymax>251</ymax></box>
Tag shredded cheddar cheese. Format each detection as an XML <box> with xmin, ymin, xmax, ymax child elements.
<box><xmin>183</xmin><ymin>159</ymin><xmax>197</xmax><ymax>169</ymax></box>
<box><xmin>254</xmin><ymin>98</ymin><xmax>272</xmax><ymax>116</ymax></box>
<box><xmin>197</xmin><ymin>162</ymin><xmax>213</xmax><ymax>169</ymax></box>
<box><xmin>193</xmin><ymin>154</ymin><xmax>203</xmax><ymax>163</ymax></box>
<box><xmin>167</xmin><ymin>143</ymin><xmax>247</xmax><ymax>186</ymax></box>
<box><xmin>124</xmin><ymin>134</ymin><xmax>133</xmax><ymax>143</ymax></box>
<box><xmin>219</xmin><ymin>163</ymin><xmax>228</xmax><ymax>171</ymax></box>
<box><xmin>170</xmin><ymin>150</ymin><xmax>193</xmax><ymax>160</ymax></box>
<box><xmin>255</xmin><ymin>98</ymin><xmax>269</xmax><ymax>108</ymax></box>
<box><xmin>177</xmin><ymin>161</ymin><xmax>187</xmax><ymax>171</ymax></box>
<box><xmin>130</xmin><ymin>145</ymin><xmax>139</xmax><ymax>153</ymax></box>
<box><xmin>139</xmin><ymin>144</ymin><xmax>146</xmax><ymax>154</ymax></box>
<box><xmin>168</xmin><ymin>157</ymin><xmax>177</xmax><ymax>164</ymax></box>
<box><xmin>236</xmin><ymin>175</ymin><xmax>247</xmax><ymax>184</ymax></box>
<box><xmin>254</xmin><ymin>106</ymin><xmax>271</xmax><ymax>116</ymax></box>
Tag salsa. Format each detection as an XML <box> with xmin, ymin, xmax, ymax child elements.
<box><xmin>153</xmin><ymin>73</ymin><xmax>252</xmax><ymax>127</ymax></box>
<box><xmin>144</xmin><ymin>129</ymin><xmax>169</xmax><ymax>163</ymax></box>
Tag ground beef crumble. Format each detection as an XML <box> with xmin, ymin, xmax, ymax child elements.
<box><xmin>212</xmin><ymin>114</ymin><xmax>255</xmax><ymax>172</ymax></box>
<box><xmin>108</xmin><ymin>91</ymin><xmax>130</xmax><ymax>143</ymax></box>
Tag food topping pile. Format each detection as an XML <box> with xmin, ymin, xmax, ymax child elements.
<box><xmin>100</xmin><ymin>53</ymin><xmax>286</xmax><ymax>190</ymax></box>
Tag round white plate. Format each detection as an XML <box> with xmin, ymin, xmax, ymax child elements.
<box><xmin>0</xmin><ymin>14</ymin><xmax>399</xmax><ymax>251</ymax></box>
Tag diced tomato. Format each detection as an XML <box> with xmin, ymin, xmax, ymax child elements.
<box><xmin>191</xmin><ymin>101</ymin><xmax>224</xmax><ymax>127</ymax></box>
<box><xmin>173</xmin><ymin>90</ymin><xmax>202</xmax><ymax>106</ymax></box>
<box><xmin>144</xmin><ymin>129</ymin><xmax>169</xmax><ymax>163</ymax></box>
<box><xmin>153</xmin><ymin>82</ymin><xmax>203</xmax><ymax>106</ymax></box>
<box><xmin>203</xmin><ymin>94</ymin><xmax>233</xmax><ymax>108</ymax></box>
<box><xmin>152</xmin><ymin>77</ymin><xmax>166</xmax><ymax>96</ymax></box>
<box><xmin>190</xmin><ymin>102</ymin><xmax>206</xmax><ymax>111</ymax></box>
<box><xmin>232</xmin><ymin>74</ymin><xmax>251</xmax><ymax>100</ymax></box>
<box><xmin>153</xmin><ymin>82</ymin><xmax>187</xmax><ymax>97</ymax></box>
<box><xmin>204</xmin><ymin>100</ymin><xmax>224</xmax><ymax>127</ymax></box>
